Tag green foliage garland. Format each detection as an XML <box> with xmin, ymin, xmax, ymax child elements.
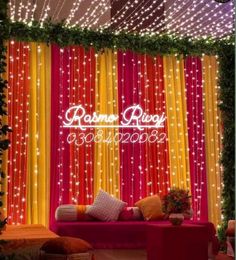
<box><xmin>0</xmin><ymin>19</ymin><xmax>234</xmax><ymax>56</ymax></box>
<box><xmin>217</xmin><ymin>42</ymin><xmax>235</xmax><ymax>244</ymax></box>
<box><xmin>0</xmin><ymin>0</ymin><xmax>11</xmax><ymax>229</ymax></box>
<box><xmin>0</xmin><ymin>0</ymin><xmax>8</xmax><ymax>21</ymax></box>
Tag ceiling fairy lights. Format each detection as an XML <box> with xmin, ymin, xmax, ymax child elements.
<box><xmin>8</xmin><ymin>0</ymin><xmax>234</xmax><ymax>38</ymax></box>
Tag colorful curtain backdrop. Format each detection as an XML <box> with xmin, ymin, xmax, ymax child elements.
<box><xmin>5</xmin><ymin>42</ymin><xmax>222</xmax><ymax>226</ymax></box>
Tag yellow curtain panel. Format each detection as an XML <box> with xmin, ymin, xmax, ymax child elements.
<box><xmin>202</xmin><ymin>55</ymin><xmax>222</xmax><ymax>226</ymax></box>
<box><xmin>163</xmin><ymin>55</ymin><xmax>190</xmax><ymax>190</ymax></box>
<box><xmin>94</xmin><ymin>49</ymin><xmax>120</xmax><ymax>197</ymax></box>
<box><xmin>27</xmin><ymin>43</ymin><xmax>50</xmax><ymax>225</ymax></box>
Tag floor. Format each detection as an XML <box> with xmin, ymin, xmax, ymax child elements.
<box><xmin>94</xmin><ymin>250</ymin><xmax>233</xmax><ymax>260</ymax></box>
<box><xmin>216</xmin><ymin>253</ymin><xmax>234</xmax><ymax>260</ymax></box>
<box><xmin>94</xmin><ymin>249</ymin><xmax>147</xmax><ymax>260</ymax></box>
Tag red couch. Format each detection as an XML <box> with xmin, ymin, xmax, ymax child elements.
<box><xmin>51</xmin><ymin>220</ymin><xmax>219</xmax><ymax>254</ymax></box>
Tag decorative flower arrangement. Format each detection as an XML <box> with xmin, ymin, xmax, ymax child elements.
<box><xmin>162</xmin><ymin>188</ymin><xmax>191</xmax><ymax>215</ymax></box>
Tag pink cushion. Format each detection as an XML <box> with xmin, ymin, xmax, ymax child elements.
<box><xmin>118</xmin><ymin>207</ymin><xmax>134</xmax><ymax>221</ymax></box>
<box><xmin>118</xmin><ymin>207</ymin><xmax>143</xmax><ymax>221</ymax></box>
<box><xmin>86</xmin><ymin>190</ymin><xmax>127</xmax><ymax>221</ymax></box>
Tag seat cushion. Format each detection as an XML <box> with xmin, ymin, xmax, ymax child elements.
<box><xmin>118</xmin><ymin>207</ymin><xmax>143</xmax><ymax>221</ymax></box>
<box><xmin>135</xmin><ymin>195</ymin><xmax>164</xmax><ymax>220</ymax></box>
<box><xmin>55</xmin><ymin>205</ymin><xmax>95</xmax><ymax>222</ymax></box>
<box><xmin>41</xmin><ymin>236</ymin><xmax>93</xmax><ymax>254</ymax></box>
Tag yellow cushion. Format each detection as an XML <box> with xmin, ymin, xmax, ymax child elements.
<box><xmin>135</xmin><ymin>195</ymin><xmax>164</xmax><ymax>220</ymax></box>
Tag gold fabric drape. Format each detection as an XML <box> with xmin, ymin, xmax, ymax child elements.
<box><xmin>94</xmin><ymin>49</ymin><xmax>120</xmax><ymax>197</ymax></box>
<box><xmin>163</xmin><ymin>56</ymin><xmax>191</xmax><ymax>190</ymax></box>
<box><xmin>202</xmin><ymin>55</ymin><xmax>222</xmax><ymax>226</ymax></box>
<box><xmin>27</xmin><ymin>43</ymin><xmax>50</xmax><ymax>225</ymax></box>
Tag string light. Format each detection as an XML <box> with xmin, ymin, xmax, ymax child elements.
<box><xmin>7</xmin><ymin>41</ymin><xmax>30</xmax><ymax>224</ymax></box>
<box><xmin>85</xmin><ymin>1</ymin><xmax>111</xmax><ymax>30</ymax></box>
<box><xmin>101</xmin><ymin>1</ymin><xmax>134</xmax><ymax>30</ymax></box>
<box><xmin>8</xmin><ymin>0</ymin><xmax>234</xmax><ymax>38</ymax></box>
<box><xmin>66</xmin><ymin>0</ymin><xmax>84</xmax><ymax>27</ymax></box>
<box><xmin>116</xmin><ymin>1</ymin><xmax>164</xmax><ymax>33</ymax></box>
<box><xmin>5</xmin><ymin>1</ymin><xmax>227</xmax><ymax>225</ymax></box>
<box><xmin>166</xmin><ymin>0</ymin><xmax>234</xmax><ymax>38</ymax></box>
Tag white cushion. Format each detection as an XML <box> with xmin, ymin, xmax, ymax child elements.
<box><xmin>86</xmin><ymin>190</ymin><xmax>127</xmax><ymax>221</ymax></box>
<box><xmin>55</xmin><ymin>204</ymin><xmax>78</xmax><ymax>221</ymax></box>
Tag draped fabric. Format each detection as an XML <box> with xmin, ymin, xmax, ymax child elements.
<box><xmin>94</xmin><ymin>49</ymin><xmax>120</xmax><ymax>197</ymax></box>
<box><xmin>5</xmin><ymin>42</ymin><xmax>222</xmax><ymax>226</ymax></box>
<box><xmin>163</xmin><ymin>56</ymin><xmax>190</xmax><ymax>190</ymax></box>
<box><xmin>7</xmin><ymin>41</ymin><xmax>30</xmax><ymax>224</ymax></box>
<box><xmin>143</xmin><ymin>55</ymin><xmax>170</xmax><ymax>197</ymax></box>
<box><xmin>7</xmin><ymin>42</ymin><xmax>50</xmax><ymax>225</ymax></box>
<box><xmin>202</xmin><ymin>55</ymin><xmax>222</xmax><ymax>226</ymax></box>
<box><xmin>185</xmin><ymin>57</ymin><xmax>208</xmax><ymax>221</ymax></box>
<box><xmin>118</xmin><ymin>52</ymin><xmax>170</xmax><ymax>205</ymax></box>
<box><xmin>117</xmin><ymin>50</ymin><xmax>146</xmax><ymax>204</ymax></box>
<box><xmin>68</xmin><ymin>46</ymin><xmax>96</xmax><ymax>205</ymax></box>
<box><xmin>50</xmin><ymin>45</ymin><xmax>71</xmax><ymax>227</ymax></box>
<box><xmin>50</xmin><ymin>45</ymin><xmax>96</xmax><ymax>228</ymax></box>
<box><xmin>27</xmin><ymin>43</ymin><xmax>51</xmax><ymax>226</ymax></box>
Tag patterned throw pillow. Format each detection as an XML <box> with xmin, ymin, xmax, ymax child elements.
<box><xmin>135</xmin><ymin>195</ymin><xmax>164</xmax><ymax>220</ymax></box>
<box><xmin>86</xmin><ymin>190</ymin><xmax>127</xmax><ymax>221</ymax></box>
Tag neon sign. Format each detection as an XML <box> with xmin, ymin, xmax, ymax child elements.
<box><xmin>63</xmin><ymin>105</ymin><xmax>167</xmax><ymax>145</ymax></box>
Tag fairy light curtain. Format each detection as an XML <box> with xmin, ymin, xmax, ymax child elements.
<box><xmin>50</xmin><ymin>45</ymin><xmax>96</xmax><ymax>227</ymax></box>
<box><xmin>7</xmin><ymin>41</ymin><xmax>50</xmax><ymax>225</ymax></box>
<box><xmin>202</xmin><ymin>55</ymin><xmax>222</xmax><ymax>226</ymax></box>
<box><xmin>7</xmin><ymin>41</ymin><xmax>30</xmax><ymax>224</ymax></box>
<box><xmin>6</xmin><ymin>42</ymin><xmax>222</xmax><ymax>226</ymax></box>
<box><xmin>163</xmin><ymin>56</ymin><xmax>191</xmax><ymax>191</ymax></box>
<box><xmin>94</xmin><ymin>49</ymin><xmax>120</xmax><ymax>198</ymax></box>
<box><xmin>184</xmin><ymin>56</ymin><xmax>208</xmax><ymax>221</ymax></box>
<box><xmin>118</xmin><ymin>51</ymin><xmax>170</xmax><ymax>205</ymax></box>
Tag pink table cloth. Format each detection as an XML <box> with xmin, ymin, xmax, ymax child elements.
<box><xmin>147</xmin><ymin>223</ymin><xmax>209</xmax><ymax>260</ymax></box>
